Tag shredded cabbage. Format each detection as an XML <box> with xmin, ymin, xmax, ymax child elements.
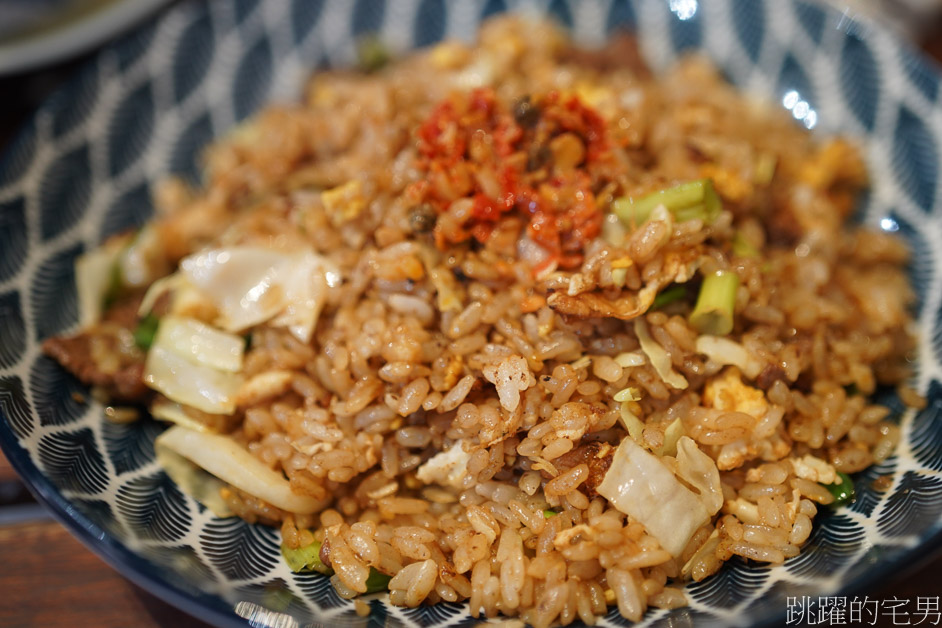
<box><xmin>138</xmin><ymin>273</ymin><xmax>183</xmax><ymax>317</ymax></box>
<box><xmin>653</xmin><ymin>417</ymin><xmax>685</xmax><ymax>457</ymax></box>
<box><xmin>695</xmin><ymin>335</ymin><xmax>762</xmax><ymax>379</ymax></box>
<box><xmin>155</xmin><ymin>439</ymin><xmax>233</xmax><ymax>517</ymax></box>
<box><xmin>179</xmin><ymin>246</ymin><xmax>340</xmax><ymax>342</ymax></box>
<box><xmin>119</xmin><ymin>225</ymin><xmax>166</xmax><ymax>288</ymax></box>
<box><xmin>674</xmin><ymin>436</ymin><xmax>723</xmax><ymax>515</ymax></box>
<box><xmin>597</xmin><ymin>437</ymin><xmax>709</xmax><ymax>556</ymax></box>
<box><xmin>75</xmin><ymin>235</ymin><xmax>129</xmax><ymax>326</ymax></box>
<box><xmin>618</xmin><ymin>403</ymin><xmax>645</xmax><ymax>442</ymax></box>
<box><xmin>150</xmin><ymin>399</ymin><xmax>215</xmax><ymax>433</ymax></box>
<box><xmin>154</xmin><ymin>316</ymin><xmax>245</xmax><ymax>372</ymax></box>
<box><xmin>613</xmin><ymin>386</ymin><xmax>642</xmax><ymax>403</ymax></box>
<box><xmin>156</xmin><ymin>425</ymin><xmax>329</xmax><ymax>514</ymax></box>
<box><xmin>144</xmin><ymin>346</ymin><xmax>242</xmax><ymax>414</ymax></box>
<box><xmin>634</xmin><ymin>318</ymin><xmax>689</xmax><ymax>390</ymax></box>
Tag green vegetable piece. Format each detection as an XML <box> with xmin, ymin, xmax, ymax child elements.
<box><xmin>281</xmin><ymin>539</ymin><xmax>333</xmax><ymax>575</ymax></box>
<box><xmin>543</xmin><ymin>509</ymin><xmax>559</xmax><ymax>519</ymax></box>
<box><xmin>731</xmin><ymin>232</ymin><xmax>760</xmax><ymax>258</ymax></box>
<box><xmin>133</xmin><ymin>313</ymin><xmax>160</xmax><ymax>350</ymax></box>
<box><xmin>652</xmin><ymin>285</ymin><xmax>686</xmax><ymax>309</ymax></box>
<box><xmin>365</xmin><ymin>568</ymin><xmax>393</xmax><ymax>593</ymax></box>
<box><xmin>823</xmin><ymin>471</ymin><xmax>855</xmax><ymax>507</ymax></box>
<box><xmin>263</xmin><ymin>585</ymin><xmax>296</xmax><ymax>612</ymax></box>
<box><xmin>611</xmin><ymin>266</ymin><xmax>628</xmax><ymax>287</ymax></box>
<box><xmin>358</xmin><ymin>35</ymin><xmax>390</xmax><ymax>73</ymax></box>
<box><xmin>753</xmin><ymin>152</ymin><xmax>777</xmax><ymax>185</ymax></box>
<box><xmin>689</xmin><ymin>270</ymin><xmax>739</xmax><ymax>336</ymax></box>
<box><xmin>102</xmin><ymin>262</ymin><xmax>124</xmax><ymax>309</ymax></box>
<box><xmin>613</xmin><ymin>178</ymin><xmax>722</xmax><ymax>227</ymax></box>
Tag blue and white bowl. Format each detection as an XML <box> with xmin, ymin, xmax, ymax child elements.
<box><xmin>1</xmin><ymin>1</ymin><xmax>942</xmax><ymax>626</ymax></box>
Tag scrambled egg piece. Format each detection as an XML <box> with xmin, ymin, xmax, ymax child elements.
<box><xmin>791</xmin><ymin>454</ymin><xmax>838</xmax><ymax>485</ymax></box>
<box><xmin>703</xmin><ymin>367</ymin><xmax>768</xmax><ymax>420</ymax></box>
<box><xmin>416</xmin><ymin>441</ymin><xmax>471</xmax><ymax>489</ymax></box>
<box><xmin>322</xmin><ymin>179</ymin><xmax>367</xmax><ymax>226</ymax></box>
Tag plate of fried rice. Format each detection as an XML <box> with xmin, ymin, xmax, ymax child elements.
<box><xmin>1</xmin><ymin>0</ymin><xmax>942</xmax><ymax>626</ymax></box>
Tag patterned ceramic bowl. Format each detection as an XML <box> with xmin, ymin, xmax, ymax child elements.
<box><xmin>1</xmin><ymin>1</ymin><xmax>941</xmax><ymax>626</ymax></box>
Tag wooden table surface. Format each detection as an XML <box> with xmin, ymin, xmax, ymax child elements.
<box><xmin>2</xmin><ymin>6</ymin><xmax>942</xmax><ymax>628</ymax></box>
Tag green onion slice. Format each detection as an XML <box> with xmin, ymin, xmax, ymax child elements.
<box><xmin>365</xmin><ymin>568</ymin><xmax>393</xmax><ymax>593</ymax></box>
<box><xmin>823</xmin><ymin>471</ymin><xmax>855</xmax><ymax>507</ymax></box>
<box><xmin>652</xmin><ymin>285</ymin><xmax>686</xmax><ymax>309</ymax></box>
<box><xmin>689</xmin><ymin>270</ymin><xmax>739</xmax><ymax>336</ymax></box>
<box><xmin>133</xmin><ymin>313</ymin><xmax>160</xmax><ymax>350</ymax></box>
<box><xmin>281</xmin><ymin>538</ymin><xmax>333</xmax><ymax>575</ymax></box>
<box><xmin>613</xmin><ymin>178</ymin><xmax>722</xmax><ymax>227</ymax></box>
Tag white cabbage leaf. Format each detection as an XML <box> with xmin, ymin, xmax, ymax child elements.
<box><xmin>597</xmin><ymin>437</ymin><xmax>709</xmax><ymax>556</ymax></box>
<box><xmin>674</xmin><ymin>436</ymin><xmax>724</xmax><ymax>515</ymax></box>
<box><xmin>695</xmin><ymin>335</ymin><xmax>762</xmax><ymax>380</ymax></box>
<box><xmin>155</xmin><ymin>425</ymin><xmax>330</xmax><ymax>514</ymax></box>
<box><xmin>144</xmin><ymin>346</ymin><xmax>242</xmax><ymax>415</ymax></box>
<box><xmin>155</xmin><ymin>439</ymin><xmax>233</xmax><ymax>517</ymax></box>
<box><xmin>118</xmin><ymin>224</ymin><xmax>166</xmax><ymax>288</ymax></box>
<box><xmin>150</xmin><ymin>399</ymin><xmax>216</xmax><ymax>433</ymax></box>
<box><xmin>138</xmin><ymin>273</ymin><xmax>183</xmax><ymax>317</ymax></box>
<box><xmin>75</xmin><ymin>234</ymin><xmax>131</xmax><ymax>326</ymax></box>
<box><xmin>179</xmin><ymin>246</ymin><xmax>340</xmax><ymax>342</ymax></box>
<box><xmin>634</xmin><ymin>318</ymin><xmax>688</xmax><ymax>390</ymax></box>
<box><xmin>154</xmin><ymin>315</ymin><xmax>245</xmax><ymax>372</ymax></box>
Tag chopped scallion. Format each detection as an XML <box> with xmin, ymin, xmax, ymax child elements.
<box><xmin>365</xmin><ymin>568</ymin><xmax>393</xmax><ymax>592</ymax></box>
<box><xmin>652</xmin><ymin>285</ymin><xmax>686</xmax><ymax>309</ymax></box>
<box><xmin>358</xmin><ymin>35</ymin><xmax>390</xmax><ymax>73</ymax></box>
<box><xmin>543</xmin><ymin>509</ymin><xmax>559</xmax><ymax>519</ymax></box>
<box><xmin>133</xmin><ymin>313</ymin><xmax>160</xmax><ymax>350</ymax></box>
<box><xmin>103</xmin><ymin>262</ymin><xmax>124</xmax><ymax>309</ymax></box>
<box><xmin>613</xmin><ymin>178</ymin><xmax>722</xmax><ymax>227</ymax></box>
<box><xmin>689</xmin><ymin>271</ymin><xmax>739</xmax><ymax>336</ymax></box>
<box><xmin>754</xmin><ymin>152</ymin><xmax>777</xmax><ymax>185</ymax></box>
<box><xmin>732</xmin><ymin>232</ymin><xmax>760</xmax><ymax>258</ymax></box>
<box><xmin>281</xmin><ymin>538</ymin><xmax>333</xmax><ymax>575</ymax></box>
<box><xmin>823</xmin><ymin>471</ymin><xmax>855</xmax><ymax>507</ymax></box>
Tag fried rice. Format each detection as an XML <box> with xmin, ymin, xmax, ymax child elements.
<box><xmin>43</xmin><ymin>15</ymin><xmax>922</xmax><ymax>626</ymax></box>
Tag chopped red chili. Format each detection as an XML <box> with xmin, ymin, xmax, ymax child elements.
<box><xmin>413</xmin><ymin>87</ymin><xmax>613</xmax><ymax>270</ymax></box>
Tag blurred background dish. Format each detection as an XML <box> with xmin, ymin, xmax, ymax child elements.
<box><xmin>0</xmin><ymin>0</ymin><xmax>169</xmax><ymax>75</ymax></box>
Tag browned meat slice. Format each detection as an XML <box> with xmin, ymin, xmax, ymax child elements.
<box><xmin>561</xmin><ymin>32</ymin><xmax>652</xmax><ymax>79</ymax></box>
<box><xmin>545</xmin><ymin>441</ymin><xmax>615</xmax><ymax>496</ymax></box>
<box><xmin>42</xmin><ymin>327</ymin><xmax>148</xmax><ymax>402</ymax></box>
<box><xmin>548</xmin><ymin>286</ymin><xmax>657</xmax><ymax>320</ymax></box>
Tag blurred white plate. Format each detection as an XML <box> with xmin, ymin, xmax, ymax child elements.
<box><xmin>0</xmin><ymin>0</ymin><xmax>170</xmax><ymax>75</ymax></box>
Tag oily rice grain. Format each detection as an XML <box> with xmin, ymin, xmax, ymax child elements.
<box><xmin>53</xmin><ymin>13</ymin><xmax>927</xmax><ymax>627</ymax></box>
